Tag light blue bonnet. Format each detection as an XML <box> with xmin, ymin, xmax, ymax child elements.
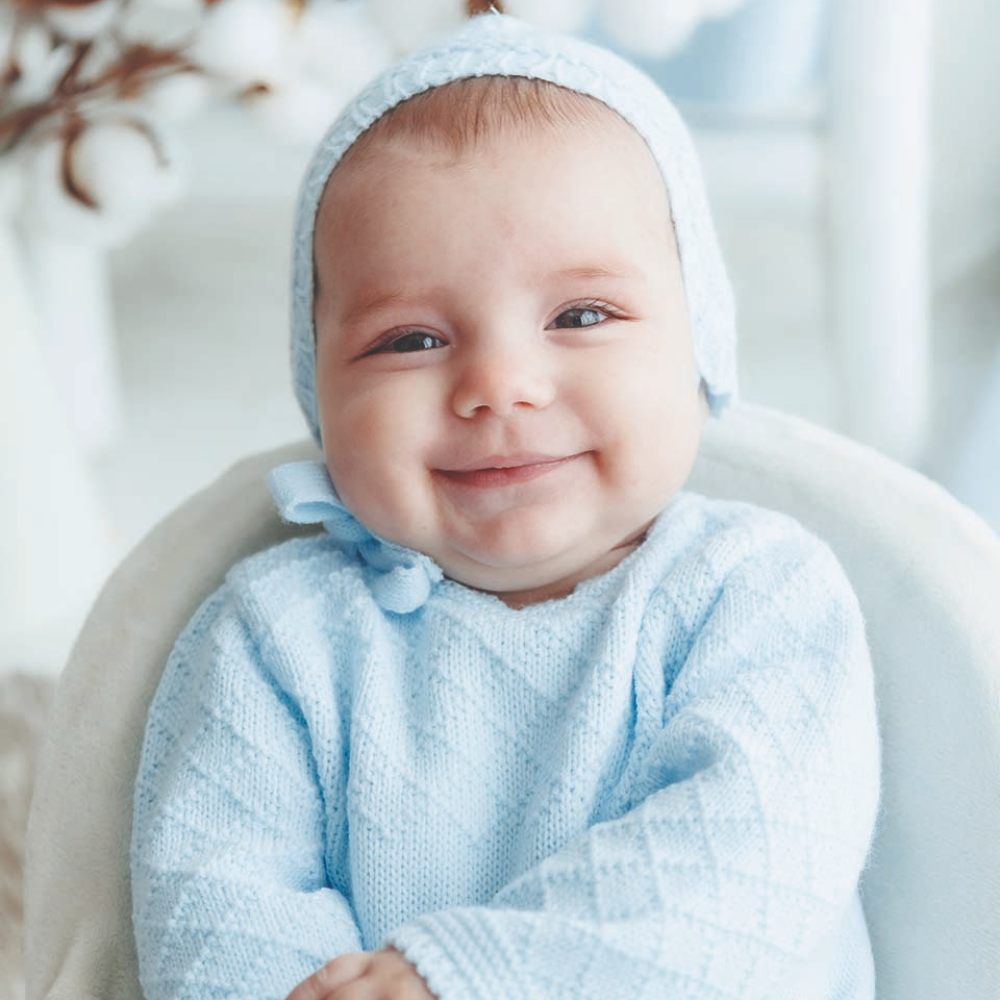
<box><xmin>269</xmin><ymin>10</ymin><xmax>738</xmax><ymax>613</ymax></box>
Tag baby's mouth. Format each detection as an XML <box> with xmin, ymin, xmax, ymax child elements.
<box><xmin>435</xmin><ymin>453</ymin><xmax>584</xmax><ymax>489</ymax></box>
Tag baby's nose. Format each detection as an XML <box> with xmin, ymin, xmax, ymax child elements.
<box><xmin>450</xmin><ymin>345</ymin><xmax>556</xmax><ymax>419</ymax></box>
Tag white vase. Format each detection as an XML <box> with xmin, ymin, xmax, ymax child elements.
<box><xmin>0</xmin><ymin>163</ymin><xmax>114</xmax><ymax>675</ymax></box>
<box><xmin>16</xmin><ymin>228</ymin><xmax>123</xmax><ymax>458</ymax></box>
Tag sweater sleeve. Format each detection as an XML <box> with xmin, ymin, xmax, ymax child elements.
<box><xmin>382</xmin><ymin>529</ymin><xmax>882</xmax><ymax>1000</ymax></box>
<box><xmin>130</xmin><ymin>584</ymin><xmax>363</xmax><ymax>1000</ymax></box>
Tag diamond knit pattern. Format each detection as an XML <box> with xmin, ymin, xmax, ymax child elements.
<box><xmin>130</xmin><ymin>492</ymin><xmax>881</xmax><ymax>1000</ymax></box>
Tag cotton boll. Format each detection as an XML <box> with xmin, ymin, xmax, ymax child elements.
<box><xmin>246</xmin><ymin>77</ymin><xmax>348</xmax><ymax>146</ymax></box>
<box><xmin>70</xmin><ymin>122</ymin><xmax>184</xmax><ymax>213</ymax></box>
<box><xmin>295</xmin><ymin>0</ymin><xmax>393</xmax><ymax>94</ymax></box>
<box><xmin>21</xmin><ymin>124</ymin><xmax>185</xmax><ymax>246</ymax></box>
<box><xmin>12</xmin><ymin>20</ymin><xmax>47</xmax><ymax>65</ymax></box>
<box><xmin>366</xmin><ymin>0</ymin><xmax>467</xmax><ymax>54</ymax></box>
<box><xmin>117</xmin><ymin>0</ymin><xmax>203</xmax><ymax>48</ymax></box>
<box><xmin>502</xmin><ymin>0</ymin><xmax>597</xmax><ymax>34</ymax></box>
<box><xmin>143</xmin><ymin>0</ymin><xmax>201</xmax><ymax>11</ymax></box>
<box><xmin>600</xmin><ymin>0</ymin><xmax>703</xmax><ymax>59</ymax></box>
<box><xmin>7</xmin><ymin>24</ymin><xmax>75</xmax><ymax>104</ymax></box>
<box><xmin>44</xmin><ymin>0</ymin><xmax>119</xmax><ymax>41</ymax></box>
<box><xmin>192</xmin><ymin>0</ymin><xmax>296</xmax><ymax>87</ymax></box>
<box><xmin>140</xmin><ymin>70</ymin><xmax>210</xmax><ymax>122</ymax></box>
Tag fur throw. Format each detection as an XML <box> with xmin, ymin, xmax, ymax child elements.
<box><xmin>0</xmin><ymin>671</ymin><xmax>55</xmax><ymax>1000</ymax></box>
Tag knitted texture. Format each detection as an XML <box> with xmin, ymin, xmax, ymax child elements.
<box><xmin>290</xmin><ymin>12</ymin><xmax>738</xmax><ymax>446</ymax></box>
<box><xmin>268</xmin><ymin>461</ymin><xmax>443</xmax><ymax>613</ymax></box>
<box><xmin>130</xmin><ymin>482</ymin><xmax>881</xmax><ymax>1000</ymax></box>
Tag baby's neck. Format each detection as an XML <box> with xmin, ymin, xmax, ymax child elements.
<box><xmin>475</xmin><ymin>524</ymin><xmax>651</xmax><ymax>610</ymax></box>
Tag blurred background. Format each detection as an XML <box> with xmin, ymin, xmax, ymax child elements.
<box><xmin>2</xmin><ymin>0</ymin><xmax>999</xmax><ymax>676</ymax></box>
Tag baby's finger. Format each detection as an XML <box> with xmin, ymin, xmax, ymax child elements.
<box><xmin>284</xmin><ymin>952</ymin><xmax>370</xmax><ymax>1000</ymax></box>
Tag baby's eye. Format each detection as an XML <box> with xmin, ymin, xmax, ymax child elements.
<box><xmin>372</xmin><ymin>330</ymin><xmax>447</xmax><ymax>354</ymax></box>
<box><xmin>548</xmin><ymin>303</ymin><xmax>612</xmax><ymax>329</ymax></box>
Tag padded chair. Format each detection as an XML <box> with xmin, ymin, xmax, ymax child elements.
<box><xmin>23</xmin><ymin>403</ymin><xmax>1000</xmax><ymax>1000</ymax></box>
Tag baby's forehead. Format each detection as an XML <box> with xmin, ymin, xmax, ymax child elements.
<box><xmin>317</xmin><ymin>80</ymin><xmax>673</xmax><ymax>246</ymax></box>
<box><xmin>314</xmin><ymin>134</ymin><xmax>677</xmax><ymax>300</ymax></box>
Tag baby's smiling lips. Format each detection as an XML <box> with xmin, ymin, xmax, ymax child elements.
<box><xmin>435</xmin><ymin>452</ymin><xmax>584</xmax><ymax>488</ymax></box>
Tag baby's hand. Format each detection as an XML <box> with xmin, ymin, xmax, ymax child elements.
<box><xmin>284</xmin><ymin>946</ymin><xmax>436</xmax><ymax>1000</ymax></box>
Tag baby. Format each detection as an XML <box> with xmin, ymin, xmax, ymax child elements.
<box><xmin>130</xmin><ymin>11</ymin><xmax>882</xmax><ymax>1000</ymax></box>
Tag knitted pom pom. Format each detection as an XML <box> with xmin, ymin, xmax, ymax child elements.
<box><xmin>599</xmin><ymin>0</ymin><xmax>702</xmax><ymax>59</ymax></box>
<box><xmin>366</xmin><ymin>0</ymin><xmax>467</xmax><ymax>54</ymax></box>
<box><xmin>501</xmin><ymin>0</ymin><xmax>598</xmax><ymax>34</ymax></box>
<box><xmin>370</xmin><ymin>563</ymin><xmax>436</xmax><ymax>614</ymax></box>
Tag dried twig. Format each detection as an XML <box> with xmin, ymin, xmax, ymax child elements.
<box><xmin>0</xmin><ymin>12</ymin><xmax>26</xmax><ymax>106</ymax></box>
<box><xmin>466</xmin><ymin>0</ymin><xmax>505</xmax><ymax>15</ymax></box>
<box><xmin>0</xmin><ymin>36</ymin><xmax>200</xmax><ymax>153</ymax></box>
<box><xmin>58</xmin><ymin>112</ymin><xmax>96</xmax><ymax>206</ymax></box>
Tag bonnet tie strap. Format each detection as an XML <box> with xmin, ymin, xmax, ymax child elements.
<box><xmin>268</xmin><ymin>460</ymin><xmax>443</xmax><ymax>614</ymax></box>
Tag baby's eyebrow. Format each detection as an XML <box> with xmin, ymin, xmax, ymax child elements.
<box><xmin>335</xmin><ymin>264</ymin><xmax>642</xmax><ymax>330</ymax></box>
<box><xmin>548</xmin><ymin>264</ymin><xmax>643</xmax><ymax>282</ymax></box>
<box><xmin>337</xmin><ymin>288</ymin><xmax>439</xmax><ymax>331</ymax></box>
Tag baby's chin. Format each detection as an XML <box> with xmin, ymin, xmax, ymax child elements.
<box><xmin>435</xmin><ymin>518</ymin><xmax>656</xmax><ymax>607</ymax></box>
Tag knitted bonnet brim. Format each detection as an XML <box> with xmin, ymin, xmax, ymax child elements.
<box><xmin>289</xmin><ymin>10</ymin><xmax>738</xmax><ymax>445</ymax></box>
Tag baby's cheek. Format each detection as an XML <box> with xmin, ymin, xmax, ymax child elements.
<box><xmin>323</xmin><ymin>389</ymin><xmax>439</xmax><ymax>544</ymax></box>
<box><xmin>323</xmin><ymin>392</ymin><xmax>390</xmax><ymax>487</ymax></box>
<box><xmin>594</xmin><ymin>344</ymin><xmax>691</xmax><ymax>424</ymax></box>
<box><xmin>595</xmin><ymin>345</ymin><xmax>703</xmax><ymax>485</ymax></box>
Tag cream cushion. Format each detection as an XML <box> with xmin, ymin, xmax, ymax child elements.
<box><xmin>23</xmin><ymin>402</ymin><xmax>1000</xmax><ymax>1000</ymax></box>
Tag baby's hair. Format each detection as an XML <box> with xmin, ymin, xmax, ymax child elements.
<box><xmin>337</xmin><ymin>75</ymin><xmax>618</xmax><ymax>169</ymax></box>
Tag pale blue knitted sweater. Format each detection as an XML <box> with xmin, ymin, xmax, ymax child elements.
<box><xmin>130</xmin><ymin>463</ymin><xmax>882</xmax><ymax>1000</ymax></box>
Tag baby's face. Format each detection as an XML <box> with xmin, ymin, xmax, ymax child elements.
<box><xmin>313</xmin><ymin>108</ymin><xmax>707</xmax><ymax>605</ymax></box>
